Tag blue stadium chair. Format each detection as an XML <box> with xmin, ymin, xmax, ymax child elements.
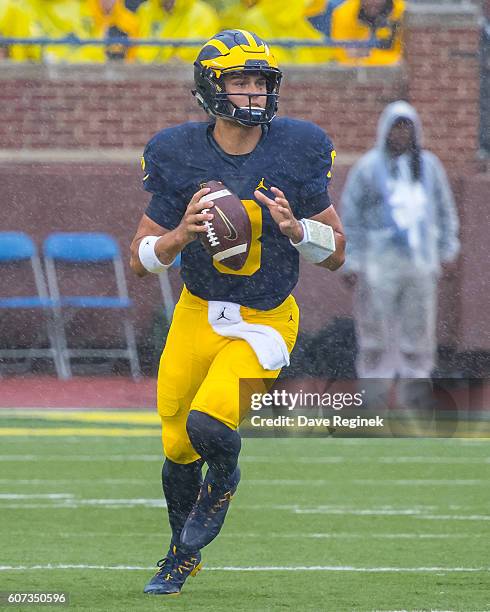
<box><xmin>158</xmin><ymin>252</ymin><xmax>181</xmax><ymax>324</ymax></box>
<box><xmin>43</xmin><ymin>232</ymin><xmax>141</xmax><ymax>380</ymax></box>
<box><xmin>0</xmin><ymin>232</ymin><xmax>67</xmax><ymax>378</ymax></box>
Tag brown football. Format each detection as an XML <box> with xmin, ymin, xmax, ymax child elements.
<box><xmin>199</xmin><ymin>180</ymin><xmax>251</xmax><ymax>271</ymax></box>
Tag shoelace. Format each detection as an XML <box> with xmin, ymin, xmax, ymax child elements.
<box><xmin>165</xmin><ymin>557</ymin><xmax>198</xmax><ymax>581</ymax></box>
<box><xmin>202</xmin><ymin>491</ymin><xmax>234</xmax><ymax>528</ymax></box>
<box><xmin>153</xmin><ymin>556</ymin><xmax>173</xmax><ymax>578</ymax></box>
<box><xmin>209</xmin><ymin>491</ymin><xmax>233</xmax><ymax>515</ymax></box>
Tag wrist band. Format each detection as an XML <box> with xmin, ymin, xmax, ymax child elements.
<box><xmin>290</xmin><ymin>219</ymin><xmax>336</xmax><ymax>264</ymax></box>
<box><xmin>138</xmin><ymin>236</ymin><xmax>174</xmax><ymax>273</ymax></box>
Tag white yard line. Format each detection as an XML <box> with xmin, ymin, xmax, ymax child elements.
<box><xmin>378</xmin><ymin>456</ymin><xmax>490</xmax><ymax>464</ymax></box>
<box><xmin>245</xmin><ymin>479</ymin><xmax>488</xmax><ymax>486</ymax></box>
<box><xmin>0</xmin><ymin>564</ymin><xmax>488</xmax><ymax>573</ymax></box>
<box><xmin>0</xmin><ymin>493</ymin><xmax>74</xmax><ymax>499</ymax></box>
<box><xmin>12</xmin><ymin>531</ymin><xmax>477</xmax><ymax>540</ymax></box>
<box><xmin>1</xmin><ymin>453</ymin><xmax>488</xmax><ymax>464</ymax></box>
<box><xmin>0</xmin><ymin>479</ymin><xmax>152</xmax><ymax>485</ymax></box>
<box><xmin>1</xmin><ymin>497</ymin><xmax>488</xmax><ymax>520</ymax></box>
<box><xmin>0</xmin><ymin>454</ymin><xmax>162</xmax><ymax>461</ymax></box>
<box><xmin>0</xmin><ymin>478</ymin><xmax>487</xmax><ymax>487</ymax></box>
<box><xmin>0</xmin><ymin>498</ymin><xmax>166</xmax><ymax>509</ymax></box>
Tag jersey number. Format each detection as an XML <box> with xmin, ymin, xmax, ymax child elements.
<box><xmin>213</xmin><ymin>199</ymin><xmax>262</xmax><ymax>276</ymax></box>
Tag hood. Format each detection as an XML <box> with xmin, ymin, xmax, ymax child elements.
<box><xmin>376</xmin><ymin>100</ymin><xmax>423</xmax><ymax>150</ymax></box>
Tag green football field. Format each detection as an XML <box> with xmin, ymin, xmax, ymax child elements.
<box><xmin>0</xmin><ymin>412</ymin><xmax>489</xmax><ymax>612</ymax></box>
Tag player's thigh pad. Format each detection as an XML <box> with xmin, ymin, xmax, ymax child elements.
<box><xmin>157</xmin><ymin>291</ymin><xmax>223</xmax><ymax>464</ymax></box>
<box><xmin>156</xmin><ymin>294</ymin><xmax>216</xmax><ymax>418</ymax></box>
<box><xmin>160</xmin><ymin>411</ymin><xmax>201</xmax><ymax>465</ymax></box>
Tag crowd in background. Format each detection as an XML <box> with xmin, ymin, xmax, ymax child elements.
<box><xmin>0</xmin><ymin>0</ymin><xmax>404</xmax><ymax>65</ymax></box>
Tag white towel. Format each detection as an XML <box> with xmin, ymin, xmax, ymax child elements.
<box><xmin>208</xmin><ymin>301</ymin><xmax>290</xmax><ymax>371</ymax></box>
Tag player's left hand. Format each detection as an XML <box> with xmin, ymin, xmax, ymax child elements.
<box><xmin>254</xmin><ymin>186</ymin><xmax>304</xmax><ymax>243</ymax></box>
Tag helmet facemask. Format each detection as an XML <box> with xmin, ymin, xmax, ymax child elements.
<box><xmin>221</xmin><ymin>66</ymin><xmax>282</xmax><ymax>127</ymax></box>
<box><xmin>195</xmin><ymin>64</ymin><xmax>281</xmax><ymax>127</ymax></box>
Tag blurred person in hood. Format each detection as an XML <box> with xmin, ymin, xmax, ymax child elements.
<box><xmin>317</xmin><ymin>0</ymin><xmax>404</xmax><ymax>66</ymax></box>
<box><xmin>134</xmin><ymin>0</ymin><xmax>220</xmax><ymax>63</ymax></box>
<box><xmin>340</xmin><ymin>101</ymin><xmax>459</xmax><ymax>403</ymax></box>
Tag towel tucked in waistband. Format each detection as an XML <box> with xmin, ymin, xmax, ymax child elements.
<box><xmin>208</xmin><ymin>301</ymin><xmax>290</xmax><ymax>371</ymax></box>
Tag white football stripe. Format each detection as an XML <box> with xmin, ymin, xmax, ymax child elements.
<box><xmin>213</xmin><ymin>244</ymin><xmax>248</xmax><ymax>261</ymax></box>
<box><xmin>200</xmin><ymin>189</ymin><xmax>231</xmax><ymax>203</ymax></box>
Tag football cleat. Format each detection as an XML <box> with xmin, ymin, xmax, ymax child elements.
<box><xmin>143</xmin><ymin>546</ymin><xmax>202</xmax><ymax>596</ymax></box>
<box><xmin>180</xmin><ymin>467</ymin><xmax>240</xmax><ymax>551</ymax></box>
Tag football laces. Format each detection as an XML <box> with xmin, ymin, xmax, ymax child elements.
<box><xmin>202</xmin><ymin>208</ymin><xmax>220</xmax><ymax>248</ymax></box>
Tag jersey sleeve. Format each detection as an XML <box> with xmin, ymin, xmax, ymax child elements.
<box><xmin>140</xmin><ymin>137</ymin><xmax>186</xmax><ymax>230</ymax></box>
<box><xmin>297</xmin><ymin>126</ymin><xmax>336</xmax><ymax>218</ymax></box>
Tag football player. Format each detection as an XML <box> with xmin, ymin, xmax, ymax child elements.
<box><xmin>130</xmin><ymin>29</ymin><xmax>345</xmax><ymax>596</ymax></box>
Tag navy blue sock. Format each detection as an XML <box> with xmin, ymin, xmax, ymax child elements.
<box><xmin>161</xmin><ymin>458</ymin><xmax>203</xmax><ymax>546</ymax></box>
<box><xmin>186</xmin><ymin>410</ymin><xmax>241</xmax><ymax>487</ymax></box>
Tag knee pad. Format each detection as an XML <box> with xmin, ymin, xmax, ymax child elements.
<box><xmin>186</xmin><ymin>410</ymin><xmax>241</xmax><ymax>471</ymax></box>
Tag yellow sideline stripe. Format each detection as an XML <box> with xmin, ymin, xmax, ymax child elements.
<box><xmin>0</xmin><ymin>427</ymin><xmax>159</xmax><ymax>437</ymax></box>
<box><xmin>0</xmin><ymin>410</ymin><xmax>159</xmax><ymax>425</ymax></box>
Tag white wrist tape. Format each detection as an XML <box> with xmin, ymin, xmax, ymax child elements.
<box><xmin>291</xmin><ymin>219</ymin><xmax>336</xmax><ymax>264</ymax></box>
<box><xmin>138</xmin><ymin>236</ymin><xmax>174</xmax><ymax>274</ymax></box>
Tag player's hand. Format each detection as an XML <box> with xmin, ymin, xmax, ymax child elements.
<box><xmin>175</xmin><ymin>187</ymin><xmax>215</xmax><ymax>246</ymax></box>
<box><xmin>254</xmin><ymin>187</ymin><xmax>304</xmax><ymax>243</ymax></box>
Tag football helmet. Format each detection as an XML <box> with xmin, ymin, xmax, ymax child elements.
<box><xmin>193</xmin><ymin>29</ymin><xmax>282</xmax><ymax>127</ymax></box>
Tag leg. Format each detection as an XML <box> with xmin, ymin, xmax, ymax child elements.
<box><xmin>398</xmin><ymin>273</ymin><xmax>438</xmax><ymax>378</ymax></box>
<box><xmin>354</xmin><ymin>273</ymin><xmax>398</xmax><ymax>407</ymax></box>
<box><xmin>145</xmin><ymin>291</ymin><xmax>225</xmax><ymax>595</ymax></box>
<box><xmin>145</xmin><ymin>389</ymin><xmax>206</xmax><ymax>596</ymax></box>
<box><xmin>354</xmin><ymin>274</ymin><xmax>398</xmax><ymax>379</ymax></box>
<box><xmin>162</xmin><ymin>458</ymin><xmax>203</xmax><ymax>547</ymax></box>
<box><xmin>396</xmin><ymin>273</ymin><xmax>438</xmax><ymax>409</ymax></box>
<box><xmin>180</xmin><ymin>296</ymin><xmax>299</xmax><ymax>551</ymax></box>
<box><xmin>179</xmin><ymin>411</ymin><xmax>242</xmax><ymax>551</ymax></box>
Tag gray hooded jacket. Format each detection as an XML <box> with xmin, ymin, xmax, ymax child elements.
<box><xmin>341</xmin><ymin>101</ymin><xmax>460</xmax><ymax>275</ymax></box>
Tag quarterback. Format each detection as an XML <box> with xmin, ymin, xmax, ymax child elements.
<box><xmin>130</xmin><ymin>29</ymin><xmax>345</xmax><ymax>596</ymax></box>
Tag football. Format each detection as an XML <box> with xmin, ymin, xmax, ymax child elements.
<box><xmin>199</xmin><ymin>180</ymin><xmax>251</xmax><ymax>271</ymax></box>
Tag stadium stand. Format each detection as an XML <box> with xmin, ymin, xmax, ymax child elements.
<box><xmin>0</xmin><ymin>0</ymin><xmax>405</xmax><ymax>65</ymax></box>
<box><xmin>134</xmin><ymin>0</ymin><xmax>220</xmax><ymax>63</ymax></box>
<box><xmin>239</xmin><ymin>0</ymin><xmax>335</xmax><ymax>64</ymax></box>
<box><xmin>0</xmin><ymin>0</ymin><xmax>37</xmax><ymax>61</ymax></box>
<box><xmin>315</xmin><ymin>0</ymin><xmax>405</xmax><ymax>66</ymax></box>
<box><xmin>24</xmin><ymin>0</ymin><xmax>138</xmax><ymax>63</ymax></box>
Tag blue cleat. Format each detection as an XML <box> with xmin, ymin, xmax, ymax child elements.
<box><xmin>143</xmin><ymin>546</ymin><xmax>202</xmax><ymax>595</ymax></box>
<box><xmin>180</xmin><ymin>467</ymin><xmax>240</xmax><ymax>551</ymax></box>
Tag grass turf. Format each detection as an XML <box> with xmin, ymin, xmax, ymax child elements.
<box><xmin>0</xmin><ymin>422</ymin><xmax>489</xmax><ymax>611</ymax></box>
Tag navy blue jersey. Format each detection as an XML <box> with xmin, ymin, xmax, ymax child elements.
<box><xmin>142</xmin><ymin>117</ymin><xmax>334</xmax><ymax>310</ymax></box>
